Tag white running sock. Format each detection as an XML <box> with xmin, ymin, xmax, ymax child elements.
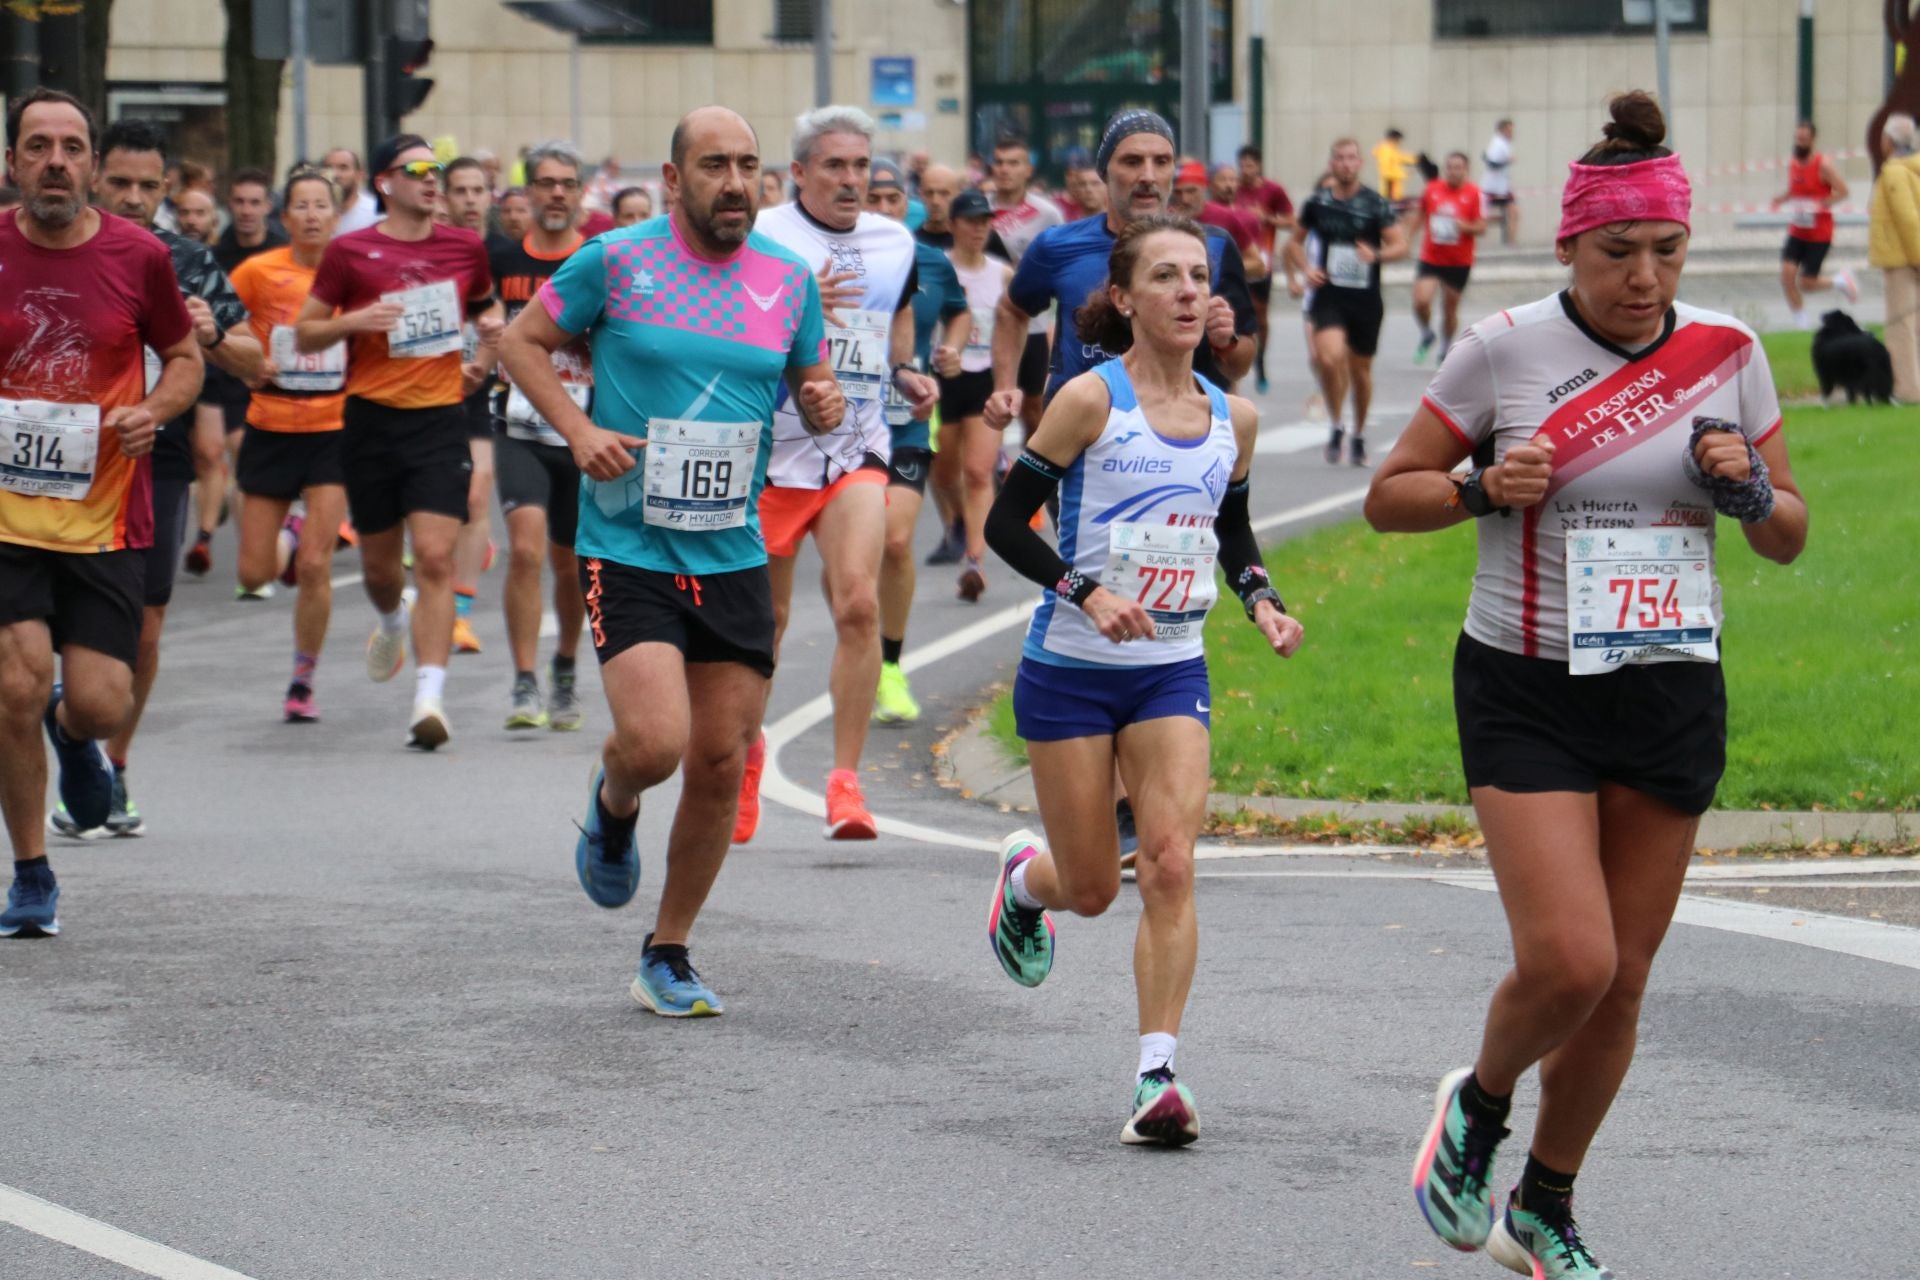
<box><xmin>1009</xmin><ymin>859</ymin><xmax>1045</xmax><ymax>911</ymax></box>
<box><xmin>1138</xmin><ymin>1032</ymin><xmax>1178</xmax><ymax>1077</ymax></box>
<box><xmin>415</xmin><ymin>664</ymin><xmax>446</xmax><ymax>704</ymax></box>
<box><xmin>379</xmin><ymin>606</ymin><xmax>407</xmax><ymax>636</ymax></box>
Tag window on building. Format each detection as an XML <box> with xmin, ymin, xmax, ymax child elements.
<box><xmin>572</xmin><ymin>0</ymin><xmax>714</xmax><ymax>45</ymax></box>
<box><xmin>1435</xmin><ymin>0</ymin><xmax>1708</xmax><ymax>39</ymax></box>
<box><xmin>772</xmin><ymin>0</ymin><xmax>814</xmax><ymax>42</ymax></box>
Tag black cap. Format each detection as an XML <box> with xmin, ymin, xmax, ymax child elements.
<box><xmin>368</xmin><ymin>133</ymin><xmax>431</xmax><ymax>211</ymax></box>
<box><xmin>950</xmin><ymin>189</ymin><xmax>992</xmax><ymax>220</ymax></box>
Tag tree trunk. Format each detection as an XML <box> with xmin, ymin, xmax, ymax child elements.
<box><xmin>223</xmin><ymin>0</ymin><xmax>285</xmax><ymax>173</ymax></box>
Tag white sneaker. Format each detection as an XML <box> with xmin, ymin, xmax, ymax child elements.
<box><xmin>1834</xmin><ymin>268</ymin><xmax>1859</xmax><ymax>305</ymax></box>
<box><xmin>366</xmin><ymin>603</ymin><xmax>409</xmax><ymax>683</ymax></box>
<box><xmin>1794</xmin><ymin>310</ymin><xmax>1815</xmax><ymax>331</ymax></box>
<box><xmin>406</xmin><ymin>698</ymin><xmax>450</xmax><ymax>750</ymax></box>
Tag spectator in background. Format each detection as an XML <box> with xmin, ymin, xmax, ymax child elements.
<box><xmin>1482</xmin><ymin>118</ymin><xmax>1516</xmax><ymax>244</ymax></box>
<box><xmin>611</xmin><ymin>185</ymin><xmax>653</xmax><ymax>226</ymax></box>
<box><xmin>324</xmin><ymin>146</ymin><xmax>381</xmax><ymax>231</ymax></box>
<box><xmin>759</xmin><ymin>170</ymin><xmax>785</xmax><ymax>207</ymax></box>
<box><xmin>497</xmin><ymin>187</ymin><xmax>533</xmax><ymax>239</ymax></box>
<box><xmin>1870</xmin><ymin>112</ymin><xmax>1920</xmax><ymax>401</ymax></box>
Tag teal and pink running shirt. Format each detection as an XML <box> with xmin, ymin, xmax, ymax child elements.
<box><xmin>539</xmin><ymin>214</ymin><xmax>826</xmax><ymax>575</ymax></box>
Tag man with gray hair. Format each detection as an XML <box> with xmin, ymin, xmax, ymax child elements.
<box><xmin>490</xmin><ymin>138</ymin><xmax>594</xmax><ymax>730</ymax></box>
<box><xmin>1869</xmin><ymin>112</ymin><xmax>1920</xmax><ymax>400</ymax></box>
<box><xmin>741</xmin><ymin>104</ymin><xmax>938</xmax><ymax>843</ymax></box>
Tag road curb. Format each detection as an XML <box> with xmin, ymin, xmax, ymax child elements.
<box><xmin>939</xmin><ymin>715</ymin><xmax>1915</xmax><ymax>848</ymax></box>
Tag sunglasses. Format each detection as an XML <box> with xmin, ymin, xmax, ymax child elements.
<box><xmin>389</xmin><ymin>160</ymin><xmax>445</xmax><ymax>180</ymax></box>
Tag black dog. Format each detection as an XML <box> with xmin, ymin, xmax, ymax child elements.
<box><xmin>1811</xmin><ymin>310</ymin><xmax>1894</xmax><ymax>404</ymax></box>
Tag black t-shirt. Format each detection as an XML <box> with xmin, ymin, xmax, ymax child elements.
<box><xmin>213</xmin><ymin>224</ymin><xmax>289</xmax><ymax>276</ymax></box>
<box><xmin>1298</xmin><ymin>184</ymin><xmax>1397</xmax><ymax>294</ymax></box>
<box><xmin>487</xmin><ymin>231</ymin><xmax>593</xmax><ymax>422</ymax></box>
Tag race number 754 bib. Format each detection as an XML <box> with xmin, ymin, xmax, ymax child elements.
<box><xmin>1565</xmin><ymin>528</ymin><xmax>1718</xmax><ymax>675</ymax></box>
<box><xmin>827</xmin><ymin>309</ymin><xmax>889</xmax><ymax>403</ymax></box>
<box><xmin>1101</xmin><ymin>522</ymin><xmax>1219</xmax><ymax>644</ymax></box>
<box><xmin>0</xmin><ymin>398</ymin><xmax>101</xmax><ymax>501</ymax></box>
<box><xmin>382</xmin><ymin>280</ymin><xmax>462</xmax><ymax>358</ymax></box>
<box><xmin>641</xmin><ymin>419</ymin><xmax>761</xmax><ymax>531</ymax></box>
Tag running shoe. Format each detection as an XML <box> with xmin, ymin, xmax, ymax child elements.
<box><xmin>336</xmin><ymin>521</ymin><xmax>358</xmax><ymax>550</ymax></box>
<box><xmin>0</xmin><ymin>871</ymin><xmax>59</xmax><ymax>939</ymax></box>
<box><xmin>733</xmin><ymin>734</ymin><xmax>766</xmax><ymax>844</ymax></box>
<box><xmin>1487</xmin><ymin>1194</ymin><xmax>1614</xmax><ymax>1278</ymax></box>
<box><xmin>957</xmin><ymin>556</ymin><xmax>986</xmax><ymax>603</ymax></box>
<box><xmin>366</xmin><ymin>604</ymin><xmax>409</xmax><ymax>683</ymax></box>
<box><xmin>183</xmin><ymin>534</ymin><xmax>212</xmax><ymax>577</ymax></box>
<box><xmin>1116</xmin><ymin>796</ymin><xmax>1139</xmax><ymax>857</ymax></box>
<box><xmin>873</xmin><ymin>662</ymin><xmax>920</xmax><ymax>724</ymax></box>
<box><xmin>987</xmin><ymin>829</ymin><xmax>1055</xmax><ymax>988</ymax></box>
<box><xmin>1121</xmin><ymin>1067</ymin><xmax>1200</xmax><ymax>1147</ymax></box>
<box><xmin>630</xmin><ymin>935</ymin><xmax>723</xmax><ymax>1017</ymax></box>
<box><xmin>1413</xmin><ymin>1067</ymin><xmax>1509</xmax><ymax>1251</ymax></box>
<box><xmin>483</xmin><ymin>538</ymin><xmax>497</xmax><ymax>572</ymax></box>
<box><xmin>284</xmin><ymin>683</ymin><xmax>320</xmax><ymax>723</ymax></box>
<box><xmin>575</xmin><ymin>765</ymin><xmax>641</xmax><ymax>908</ymax></box>
<box><xmin>1324</xmin><ymin>426</ymin><xmax>1344</xmax><ymax>465</ymax></box>
<box><xmin>824</xmin><ymin>768</ymin><xmax>877</xmax><ymax>840</ymax></box>
<box><xmin>452</xmin><ymin>616</ymin><xmax>483</xmax><ymax>655</ymax></box>
<box><xmin>1255</xmin><ymin>373</ymin><xmax>1270</xmax><ymax>394</ymax></box>
<box><xmin>1834</xmin><ymin>268</ymin><xmax>1859</xmax><ymax>305</ymax></box>
<box><xmin>925</xmin><ymin>519</ymin><xmax>965</xmax><ymax>566</ymax></box>
<box><xmin>505</xmin><ymin>675</ymin><xmax>547</xmax><ymax>730</ymax></box>
<box><xmin>103</xmin><ymin>767</ymin><xmax>144</xmax><ymax>837</ymax></box>
<box><xmin>1350</xmin><ymin>434</ymin><xmax>1369</xmax><ymax>468</ymax></box>
<box><xmin>406</xmin><ymin>698</ymin><xmax>450</xmax><ymax>750</ymax></box>
<box><xmin>47</xmin><ymin>805</ymin><xmax>102</xmax><ymax>840</ymax></box>
<box><xmin>547</xmin><ymin>664</ymin><xmax>583</xmax><ymax>732</ymax></box>
<box><xmin>43</xmin><ymin>684</ymin><xmax>112</xmax><ymax>832</ymax></box>
<box><xmin>277</xmin><ymin>513</ymin><xmax>304</xmax><ymax>587</ymax></box>
<box><xmin>1414</xmin><ymin>331</ymin><xmax>1436</xmax><ymax>365</ymax></box>
<box><xmin>236</xmin><ymin>583</ymin><xmax>276</xmax><ymax>601</ymax></box>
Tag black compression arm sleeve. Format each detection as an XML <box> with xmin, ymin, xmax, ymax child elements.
<box><xmin>1215</xmin><ymin>478</ymin><xmax>1283</xmax><ymax>611</ymax></box>
<box><xmin>986</xmin><ymin>450</ymin><xmax>1097</xmax><ymax>605</ymax></box>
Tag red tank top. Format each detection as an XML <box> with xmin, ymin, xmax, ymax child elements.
<box><xmin>1786</xmin><ymin>154</ymin><xmax>1833</xmax><ymax>242</ymax></box>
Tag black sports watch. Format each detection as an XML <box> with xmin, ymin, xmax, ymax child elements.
<box><xmin>1242</xmin><ymin>586</ymin><xmax>1285</xmax><ymax>622</ymax></box>
<box><xmin>1453</xmin><ymin>466</ymin><xmax>1505</xmax><ymax>518</ymax></box>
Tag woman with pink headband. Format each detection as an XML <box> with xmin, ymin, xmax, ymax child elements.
<box><xmin>1367</xmin><ymin>92</ymin><xmax>1810</xmax><ymax>1279</ymax></box>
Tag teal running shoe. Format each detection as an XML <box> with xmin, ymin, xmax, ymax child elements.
<box><xmin>1413</xmin><ymin>1067</ymin><xmax>1509</xmax><ymax>1250</ymax></box>
<box><xmin>630</xmin><ymin>935</ymin><xmax>723</xmax><ymax>1017</ymax></box>
<box><xmin>1121</xmin><ymin>1067</ymin><xmax>1199</xmax><ymax>1147</ymax></box>
<box><xmin>574</xmin><ymin>766</ymin><xmax>640</xmax><ymax>909</ymax></box>
<box><xmin>1487</xmin><ymin>1193</ymin><xmax>1614</xmax><ymax>1278</ymax></box>
<box><xmin>987</xmin><ymin>829</ymin><xmax>1054</xmax><ymax>988</ymax></box>
<box><xmin>104</xmin><ymin>768</ymin><xmax>144</xmax><ymax>837</ymax></box>
<box><xmin>0</xmin><ymin>869</ymin><xmax>60</xmax><ymax>938</ymax></box>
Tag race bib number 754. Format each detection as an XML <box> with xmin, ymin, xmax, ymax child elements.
<box><xmin>1565</xmin><ymin>528</ymin><xmax>1718</xmax><ymax>675</ymax></box>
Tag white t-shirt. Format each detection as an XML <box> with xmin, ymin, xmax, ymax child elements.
<box><xmin>991</xmin><ymin>191</ymin><xmax>1065</xmax><ymax>334</ymax></box>
<box><xmin>1481</xmin><ymin>133</ymin><xmax>1513</xmax><ymax>198</ymax></box>
<box><xmin>1421</xmin><ymin>294</ymin><xmax>1782</xmax><ymax>664</ymax></box>
<box><xmin>949</xmin><ymin>254</ymin><xmax>1010</xmax><ymax>375</ymax></box>
<box><xmin>335</xmin><ymin>188</ymin><xmax>383</xmax><ymax>234</ymax></box>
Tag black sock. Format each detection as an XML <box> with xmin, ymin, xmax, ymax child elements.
<box><xmin>552</xmin><ymin>653</ymin><xmax>576</xmax><ymax>676</ymax></box>
<box><xmin>642</xmin><ymin>931</ymin><xmax>685</xmax><ymax>958</ymax></box>
<box><xmin>195</xmin><ymin>528</ymin><xmax>212</xmax><ymax>544</ymax></box>
<box><xmin>881</xmin><ymin>636</ymin><xmax>903</xmax><ymax>665</ymax></box>
<box><xmin>1518</xmin><ymin>1154</ymin><xmax>1577</xmax><ymax>1212</ymax></box>
<box><xmin>516</xmin><ymin>669</ymin><xmax>536</xmax><ymax>683</ymax></box>
<box><xmin>1460</xmin><ymin>1071</ymin><xmax>1512</xmax><ymax>1126</ymax></box>
<box><xmin>595</xmin><ymin>789</ymin><xmax>638</xmax><ymax>845</ymax></box>
<box><xmin>13</xmin><ymin>856</ymin><xmax>51</xmax><ymax>882</ymax></box>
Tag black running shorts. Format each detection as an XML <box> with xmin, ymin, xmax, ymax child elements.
<box><xmin>341</xmin><ymin>396</ymin><xmax>472</xmax><ymax>535</ymax></box>
<box><xmin>143</xmin><ymin>470</ymin><xmax>192</xmax><ymax>608</ymax></box>
<box><xmin>1452</xmin><ymin>631</ymin><xmax>1727</xmax><ymax>817</ymax></box>
<box><xmin>1781</xmin><ymin>236</ymin><xmax>1831</xmax><ymax>278</ymax></box>
<box><xmin>580</xmin><ymin>557</ymin><xmax>775</xmax><ymax>678</ymax></box>
<box><xmin>938</xmin><ymin>369</ymin><xmax>994</xmax><ymax>422</ymax></box>
<box><xmin>1307</xmin><ymin>287</ymin><xmax>1385</xmax><ymax>357</ymax></box>
<box><xmin>1416</xmin><ymin>261</ymin><xmax>1472</xmax><ymax>292</ymax></box>
<box><xmin>0</xmin><ymin>543</ymin><xmax>143</xmax><ymax>666</ymax></box>
<box><xmin>886</xmin><ymin>445</ymin><xmax>933</xmax><ymax>494</ymax></box>
<box><xmin>495</xmin><ymin>431</ymin><xmax>581</xmax><ymax>549</ymax></box>
<box><xmin>237</xmin><ymin>426</ymin><xmax>345</xmax><ymax>502</ymax></box>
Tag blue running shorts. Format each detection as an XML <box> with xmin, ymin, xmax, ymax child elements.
<box><xmin>1013</xmin><ymin>655</ymin><xmax>1211</xmax><ymax>742</ymax></box>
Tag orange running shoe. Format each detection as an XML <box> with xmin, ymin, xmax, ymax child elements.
<box><xmin>733</xmin><ymin>733</ymin><xmax>766</xmax><ymax>844</ymax></box>
<box><xmin>824</xmin><ymin>768</ymin><xmax>877</xmax><ymax>840</ymax></box>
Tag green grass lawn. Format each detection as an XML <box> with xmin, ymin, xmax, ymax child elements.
<box><xmin>985</xmin><ymin>400</ymin><xmax>1917</xmax><ymax>811</ymax></box>
<box><xmin>1761</xmin><ymin>325</ymin><xmax>1883</xmax><ymax>402</ymax></box>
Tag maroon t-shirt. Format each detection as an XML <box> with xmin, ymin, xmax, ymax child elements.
<box><xmin>0</xmin><ymin>212</ymin><xmax>193</xmax><ymax>552</ymax></box>
<box><xmin>1234</xmin><ymin>177</ymin><xmax>1294</xmax><ymax>254</ymax></box>
<box><xmin>1199</xmin><ymin>201</ymin><xmax>1261</xmax><ymax>253</ymax></box>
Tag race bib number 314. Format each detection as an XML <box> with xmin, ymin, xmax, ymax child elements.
<box><xmin>0</xmin><ymin>398</ymin><xmax>101</xmax><ymax>501</ymax></box>
<box><xmin>1565</xmin><ymin>528</ymin><xmax>1718</xmax><ymax>675</ymax></box>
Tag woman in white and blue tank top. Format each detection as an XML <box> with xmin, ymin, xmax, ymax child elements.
<box><xmin>982</xmin><ymin>214</ymin><xmax>1305</xmax><ymax>1147</ymax></box>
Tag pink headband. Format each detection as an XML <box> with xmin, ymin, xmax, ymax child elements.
<box><xmin>1557</xmin><ymin>154</ymin><xmax>1692</xmax><ymax>241</ymax></box>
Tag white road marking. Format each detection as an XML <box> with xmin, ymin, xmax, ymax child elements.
<box><xmin>0</xmin><ymin>1183</ymin><xmax>258</xmax><ymax>1280</ymax></box>
<box><xmin>1255</xmin><ymin>413</ymin><xmax>1409</xmax><ymax>455</ymax></box>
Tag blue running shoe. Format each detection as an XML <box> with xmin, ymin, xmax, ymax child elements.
<box><xmin>1121</xmin><ymin>1067</ymin><xmax>1199</xmax><ymax>1146</ymax></box>
<box><xmin>1</xmin><ymin>870</ymin><xmax>60</xmax><ymax>938</ymax></box>
<box><xmin>630</xmin><ymin>935</ymin><xmax>723</xmax><ymax>1017</ymax></box>
<box><xmin>1414</xmin><ymin>1067</ymin><xmax>1509</xmax><ymax>1251</ymax></box>
<box><xmin>1115</xmin><ymin>797</ymin><xmax>1139</xmax><ymax>859</ymax></box>
<box><xmin>574</xmin><ymin>765</ymin><xmax>640</xmax><ymax>908</ymax></box>
<box><xmin>44</xmin><ymin>684</ymin><xmax>113</xmax><ymax>832</ymax></box>
<box><xmin>1487</xmin><ymin>1191</ymin><xmax>1614</xmax><ymax>1278</ymax></box>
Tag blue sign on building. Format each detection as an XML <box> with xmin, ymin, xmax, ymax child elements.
<box><xmin>872</xmin><ymin>56</ymin><xmax>915</xmax><ymax>107</ymax></box>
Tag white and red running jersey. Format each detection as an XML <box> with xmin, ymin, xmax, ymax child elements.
<box><xmin>1422</xmin><ymin>292</ymin><xmax>1782</xmax><ymax>664</ymax></box>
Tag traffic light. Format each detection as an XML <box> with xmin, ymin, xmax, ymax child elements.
<box><xmin>386</xmin><ymin>35</ymin><xmax>435</xmax><ymax>117</ymax></box>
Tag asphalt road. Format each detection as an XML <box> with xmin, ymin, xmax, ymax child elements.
<box><xmin>4</xmin><ymin>270</ymin><xmax>1916</xmax><ymax>1278</ymax></box>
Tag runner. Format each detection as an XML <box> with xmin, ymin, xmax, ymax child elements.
<box><xmin>1770</xmin><ymin>121</ymin><xmax>1858</xmax><ymax>328</ymax></box>
<box><xmin>743</xmin><ymin>105</ymin><xmax>938</xmax><ymax>842</ymax></box>
<box><xmin>1482</xmin><ymin>120</ymin><xmax>1517</xmax><ymax>245</ymax></box>
<box><xmin>0</xmin><ymin>89</ymin><xmax>200</xmax><ymax>936</ymax></box>
<box><xmin>1370</xmin><ymin>93</ymin><xmax>1809</xmax><ymax>1279</ymax></box>
<box><xmin>942</xmin><ymin>189</ymin><xmax>1012</xmax><ymax>606</ymax></box>
<box><xmin>1065</xmin><ymin>155</ymin><xmax>1108</xmax><ymax>221</ymax></box>
<box><xmin>1412</xmin><ymin>151</ymin><xmax>1487</xmax><ymax>366</ymax></box>
<box><xmin>444</xmin><ymin>155</ymin><xmax>504</xmax><ymax>656</ymax></box>
<box><xmin>982</xmin><ymin>213</ymin><xmax>1303</xmax><ymax>1144</ymax></box>
<box><xmin>229</xmin><ymin>168</ymin><xmax>349</xmax><ymax>722</ymax></box>
<box><xmin>909</xmin><ymin>162</ymin><xmax>970</xmax><ymax>566</ymax></box>
<box><xmin>1234</xmin><ymin>145</ymin><xmax>1295</xmax><ymax>393</ymax></box>
<box><xmin>324</xmin><ymin>147</ymin><xmax>383</xmax><ymax>234</ymax></box>
<box><xmin>490</xmin><ymin>139</ymin><xmax>593</xmax><ymax>732</ymax></box>
<box><xmin>986</xmin><ymin>134</ymin><xmax>1064</xmax><ymax>442</ymax></box>
<box><xmin>1284</xmin><ymin>137</ymin><xmax>1406</xmax><ymax>467</ymax></box>
<box><xmin>57</xmin><ymin>119</ymin><xmax>265</xmax><ymax>839</ymax></box>
<box><xmin>867</xmin><ymin>157</ymin><xmax>968</xmax><ymax>721</ymax></box>
<box><xmin>497</xmin><ymin>187</ymin><xmax>533</xmax><ymax>240</ymax></box>
<box><xmin>297</xmin><ymin>134</ymin><xmax>499</xmax><ymax>749</ymax></box>
<box><xmin>611</xmin><ymin>185</ymin><xmax>653</xmax><ymax>226</ymax></box>
<box><xmin>497</xmin><ymin>105</ymin><xmax>842</xmax><ymax>1014</ymax></box>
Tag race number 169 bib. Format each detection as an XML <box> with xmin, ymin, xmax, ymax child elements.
<box><xmin>0</xmin><ymin>398</ymin><xmax>101</xmax><ymax>501</ymax></box>
<box><xmin>1565</xmin><ymin>528</ymin><xmax>1718</xmax><ymax>675</ymax></box>
<box><xmin>827</xmin><ymin>309</ymin><xmax>889</xmax><ymax>404</ymax></box>
<box><xmin>383</xmin><ymin>280</ymin><xmax>463</xmax><ymax>358</ymax></box>
<box><xmin>642</xmin><ymin>418</ymin><xmax>761</xmax><ymax>531</ymax></box>
<box><xmin>1101</xmin><ymin>521</ymin><xmax>1219</xmax><ymax>644</ymax></box>
<box><xmin>1325</xmin><ymin>243</ymin><xmax>1370</xmax><ymax>289</ymax></box>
